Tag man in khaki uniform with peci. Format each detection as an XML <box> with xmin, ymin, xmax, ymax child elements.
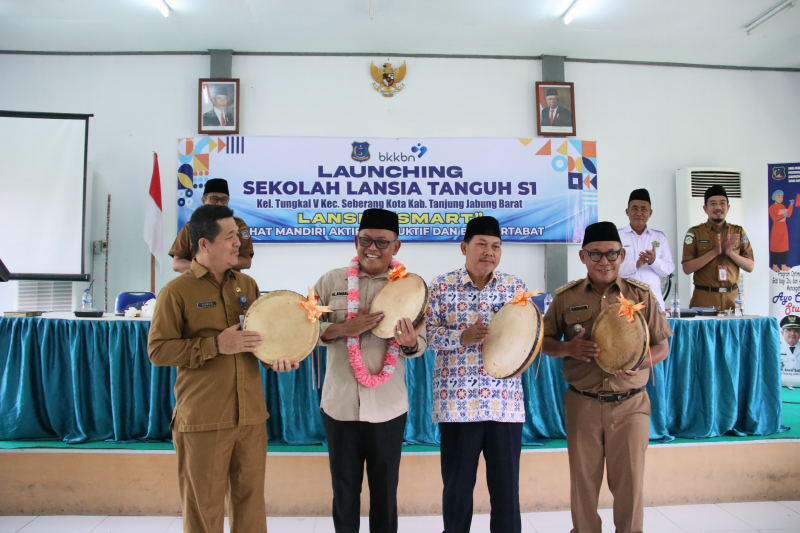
<box><xmin>149</xmin><ymin>204</ymin><xmax>297</xmax><ymax>533</ymax></box>
<box><xmin>682</xmin><ymin>185</ymin><xmax>754</xmax><ymax>310</ymax></box>
<box><xmin>314</xmin><ymin>208</ymin><xmax>427</xmax><ymax>533</ymax></box>
<box><xmin>543</xmin><ymin>221</ymin><xmax>672</xmax><ymax>533</ymax></box>
<box><xmin>170</xmin><ymin>178</ymin><xmax>254</xmax><ymax>273</ymax></box>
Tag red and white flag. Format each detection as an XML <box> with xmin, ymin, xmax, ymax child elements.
<box><xmin>143</xmin><ymin>153</ymin><xmax>163</xmax><ymax>268</ymax></box>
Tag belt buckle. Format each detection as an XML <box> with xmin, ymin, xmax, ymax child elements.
<box><xmin>596</xmin><ymin>391</ymin><xmax>621</xmax><ymax>402</ymax></box>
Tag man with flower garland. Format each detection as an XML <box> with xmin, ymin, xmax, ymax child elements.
<box><xmin>425</xmin><ymin>215</ymin><xmax>529</xmax><ymax>533</ymax></box>
<box><xmin>313</xmin><ymin>208</ymin><xmax>427</xmax><ymax>533</ymax></box>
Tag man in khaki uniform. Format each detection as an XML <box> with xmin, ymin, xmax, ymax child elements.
<box><xmin>314</xmin><ymin>208</ymin><xmax>427</xmax><ymax>533</ymax></box>
<box><xmin>170</xmin><ymin>178</ymin><xmax>254</xmax><ymax>273</ymax></box>
<box><xmin>543</xmin><ymin>221</ymin><xmax>672</xmax><ymax>533</ymax></box>
<box><xmin>149</xmin><ymin>205</ymin><xmax>297</xmax><ymax>533</ymax></box>
<box><xmin>682</xmin><ymin>185</ymin><xmax>754</xmax><ymax>310</ymax></box>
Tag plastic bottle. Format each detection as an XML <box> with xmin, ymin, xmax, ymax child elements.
<box><xmin>543</xmin><ymin>292</ymin><xmax>553</xmax><ymax>315</ymax></box>
<box><xmin>735</xmin><ymin>290</ymin><xmax>744</xmax><ymax>317</ymax></box>
<box><xmin>670</xmin><ymin>290</ymin><xmax>680</xmax><ymax>319</ymax></box>
<box><xmin>82</xmin><ymin>288</ymin><xmax>92</xmax><ymax>310</ymax></box>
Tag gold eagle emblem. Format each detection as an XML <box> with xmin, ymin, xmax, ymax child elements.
<box><xmin>370</xmin><ymin>61</ymin><xmax>406</xmax><ymax>97</ymax></box>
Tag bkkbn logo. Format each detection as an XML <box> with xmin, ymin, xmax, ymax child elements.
<box><xmin>379</xmin><ymin>152</ymin><xmax>416</xmax><ymax>162</ymax></box>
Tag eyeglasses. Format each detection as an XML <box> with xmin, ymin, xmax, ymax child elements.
<box><xmin>205</xmin><ymin>195</ymin><xmax>230</xmax><ymax>205</ymax></box>
<box><xmin>582</xmin><ymin>249</ymin><xmax>622</xmax><ymax>262</ymax></box>
<box><xmin>358</xmin><ymin>237</ymin><xmax>396</xmax><ymax>249</ymax></box>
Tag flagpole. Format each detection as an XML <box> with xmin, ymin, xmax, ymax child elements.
<box><xmin>145</xmin><ymin>151</ymin><xmax>162</xmax><ymax>296</ymax></box>
<box><xmin>150</xmin><ymin>153</ymin><xmax>157</xmax><ymax>295</ymax></box>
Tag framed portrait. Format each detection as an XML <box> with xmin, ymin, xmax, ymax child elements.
<box><xmin>536</xmin><ymin>82</ymin><xmax>576</xmax><ymax>137</ymax></box>
<box><xmin>198</xmin><ymin>78</ymin><xmax>239</xmax><ymax>135</ymax></box>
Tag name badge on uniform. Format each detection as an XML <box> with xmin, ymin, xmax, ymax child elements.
<box><xmin>197</xmin><ymin>301</ymin><xmax>217</xmax><ymax>308</ymax></box>
<box><xmin>718</xmin><ymin>265</ymin><xmax>728</xmax><ymax>281</ymax></box>
<box><xmin>570</xmin><ymin>305</ymin><xmax>588</xmax><ymax>312</ymax></box>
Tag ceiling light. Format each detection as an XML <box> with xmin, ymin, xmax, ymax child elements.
<box><xmin>562</xmin><ymin>0</ymin><xmax>595</xmax><ymax>25</ymax></box>
<box><xmin>745</xmin><ymin>0</ymin><xmax>796</xmax><ymax>35</ymax></box>
<box><xmin>152</xmin><ymin>0</ymin><xmax>170</xmax><ymax>18</ymax></box>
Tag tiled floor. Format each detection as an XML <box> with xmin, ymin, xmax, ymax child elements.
<box><xmin>0</xmin><ymin>502</ymin><xmax>798</xmax><ymax>532</ymax></box>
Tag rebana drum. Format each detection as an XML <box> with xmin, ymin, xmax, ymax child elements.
<box><xmin>593</xmin><ymin>302</ymin><xmax>650</xmax><ymax>373</ymax></box>
<box><xmin>243</xmin><ymin>290</ymin><xmax>319</xmax><ymax>365</ymax></box>
<box><xmin>482</xmin><ymin>300</ymin><xmax>544</xmax><ymax>379</ymax></box>
<box><xmin>369</xmin><ymin>273</ymin><xmax>429</xmax><ymax>340</ymax></box>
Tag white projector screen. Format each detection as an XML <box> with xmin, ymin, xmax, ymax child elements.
<box><xmin>0</xmin><ymin>112</ymin><xmax>90</xmax><ymax>281</ymax></box>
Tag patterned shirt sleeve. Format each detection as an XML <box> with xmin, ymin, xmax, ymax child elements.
<box><xmin>425</xmin><ymin>276</ymin><xmax>463</xmax><ymax>352</ymax></box>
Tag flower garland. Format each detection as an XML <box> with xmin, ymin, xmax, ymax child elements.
<box><xmin>347</xmin><ymin>256</ymin><xmax>401</xmax><ymax>387</ymax></box>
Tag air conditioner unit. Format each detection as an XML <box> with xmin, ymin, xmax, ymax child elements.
<box><xmin>14</xmin><ymin>280</ymin><xmax>76</xmax><ymax>312</ymax></box>
<box><xmin>675</xmin><ymin>168</ymin><xmax>744</xmax><ymax>307</ymax></box>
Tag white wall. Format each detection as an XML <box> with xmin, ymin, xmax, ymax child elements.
<box><xmin>0</xmin><ymin>54</ymin><xmax>798</xmax><ymax>315</ymax></box>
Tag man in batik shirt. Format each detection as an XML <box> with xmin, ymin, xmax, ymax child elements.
<box><xmin>426</xmin><ymin>216</ymin><xmax>529</xmax><ymax>533</ymax></box>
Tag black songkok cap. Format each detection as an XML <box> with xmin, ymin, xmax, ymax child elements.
<box><xmin>582</xmin><ymin>221</ymin><xmax>621</xmax><ymax>246</ymax></box>
<box><xmin>212</xmin><ymin>85</ymin><xmax>228</xmax><ymax>98</ymax></box>
<box><xmin>780</xmin><ymin>315</ymin><xmax>800</xmax><ymax>330</ymax></box>
<box><xmin>203</xmin><ymin>178</ymin><xmax>229</xmax><ymax>196</ymax></box>
<box><xmin>464</xmin><ymin>216</ymin><xmax>502</xmax><ymax>241</ymax></box>
<box><xmin>704</xmin><ymin>185</ymin><xmax>728</xmax><ymax>204</ymax></box>
<box><xmin>628</xmin><ymin>188</ymin><xmax>651</xmax><ymax>204</ymax></box>
<box><xmin>359</xmin><ymin>208</ymin><xmax>399</xmax><ymax>235</ymax></box>
<box><xmin>545</xmin><ymin>88</ymin><xmax>559</xmax><ymax>96</ymax></box>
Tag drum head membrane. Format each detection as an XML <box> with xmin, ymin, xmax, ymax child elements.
<box><xmin>482</xmin><ymin>302</ymin><xmax>543</xmax><ymax>379</ymax></box>
<box><xmin>369</xmin><ymin>273</ymin><xmax>429</xmax><ymax>340</ymax></box>
<box><xmin>593</xmin><ymin>303</ymin><xmax>649</xmax><ymax>373</ymax></box>
<box><xmin>244</xmin><ymin>290</ymin><xmax>319</xmax><ymax>364</ymax></box>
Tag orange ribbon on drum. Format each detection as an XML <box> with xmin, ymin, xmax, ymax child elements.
<box><xmin>617</xmin><ymin>295</ymin><xmax>646</xmax><ymax>323</ymax></box>
<box><xmin>510</xmin><ymin>288</ymin><xmax>540</xmax><ymax>306</ymax></box>
<box><xmin>388</xmin><ymin>264</ymin><xmax>408</xmax><ymax>282</ymax></box>
<box><xmin>300</xmin><ymin>287</ymin><xmax>332</xmax><ymax>323</ymax></box>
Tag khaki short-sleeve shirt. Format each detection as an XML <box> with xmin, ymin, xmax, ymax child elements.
<box><xmin>147</xmin><ymin>261</ymin><xmax>266</xmax><ymax>432</ymax></box>
<box><xmin>681</xmin><ymin>221</ymin><xmax>753</xmax><ymax>288</ymax></box>
<box><xmin>314</xmin><ymin>266</ymin><xmax>427</xmax><ymax>423</ymax></box>
<box><xmin>542</xmin><ymin>277</ymin><xmax>673</xmax><ymax>393</ymax></box>
<box><xmin>168</xmin><ymin>217</ymin><xmax>254</xmax><ymax>261</ymax></box>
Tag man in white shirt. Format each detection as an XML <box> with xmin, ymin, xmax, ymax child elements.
<box><xmin>780</xmin><ymin>315</ymin><xmax>800</xmax><ymax>372</ymax></box>
<box><xmin>618</xmin><ymin>188</ymin><xmax>674</xmax><ymax>313</ymax></box>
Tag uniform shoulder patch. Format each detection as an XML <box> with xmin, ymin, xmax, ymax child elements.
<box><xmin>555</xmin><ymin>279</ymin><xmax>583</xmax><ymax>295</ymax></box>
<box><xmin>625</xmin><ymin>277</ymin><xmax>651</xmax><ymax>291</ymax></box>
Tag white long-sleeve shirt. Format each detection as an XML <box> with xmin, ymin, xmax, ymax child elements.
<box><xmin>618</xmin><ymin>224</ymin><xmax>675</xmax><ymax>313</ymax></box>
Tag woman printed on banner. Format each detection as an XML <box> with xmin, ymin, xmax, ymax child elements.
<box><xmin>769</xmin><ymin>189</ymin><xmax>799</xmax><ymax>272</ymax></box>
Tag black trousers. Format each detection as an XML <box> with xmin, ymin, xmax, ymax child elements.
<box><xmin>439</xmin><ymin>421</ymin><xmax>523</xmax><ymax>533</ymax></box>
<box><xmin>323</xmin><ymin>412</ymin><xmax>407</xmax><ymax>533</ymax></box>
<box><xmin>771</xmin><ymin>250</ymin><xmax>788</xmax><ymax>266</ymax></box>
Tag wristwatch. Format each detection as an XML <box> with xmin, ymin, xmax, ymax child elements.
<box><xmin>401</xmin><ymin>342</ymin><xmax>419</xmax><ymax>354</ymax></box>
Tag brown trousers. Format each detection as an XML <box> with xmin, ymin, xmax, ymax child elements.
<box><xmin>564</xmin><ymin>389</ymin><xmax>650</xmax><ymax>533</ymax></box>
<box><xmin>689</xmin><ymin>288</ymin><xmax>736</xmax><ymax>310</ymax></box>
<box><xmin>173</xmin><ymin>424</ymin><xmax>267</xmax><ymax>533</ymax></box>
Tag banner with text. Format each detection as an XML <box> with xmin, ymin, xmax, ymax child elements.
<box><xmin>767</xmin><ymin>162</ymin><xmax>800</xmax><ymax>387</ymax></box>
<box><xmin>176</xmin><ymin>136</ymin><xmax>598</xmax><ymax>243</ymax></box>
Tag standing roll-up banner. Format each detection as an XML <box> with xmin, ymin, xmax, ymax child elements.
<box><xmin>768</xmin><ymin>163</ymin><xmax>800</xmax><ymax>387</ymax></box>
